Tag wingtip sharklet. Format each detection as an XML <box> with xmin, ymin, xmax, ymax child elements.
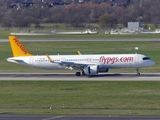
<box><xmin>46</xmin><ymin>54</ymin><xmax>53</xmax><ymax>63</ymax></box>
<box><xmin>77</xmin><ymin>50</ymin><xmax>81</xmax><ymax>55</ymax></box>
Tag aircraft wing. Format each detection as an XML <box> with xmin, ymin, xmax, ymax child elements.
<box><xmin>46</xmin><ymin>54</ymin><xmax>95</xmax><ymax>70</ymax></box>
<box><xmin>59</xmin><ymin>61</ymin><xmax>87</xmax><ymax>70</ymax></box>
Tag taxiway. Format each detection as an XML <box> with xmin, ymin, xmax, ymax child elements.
<box><xmin>1</xmin><ymin>38</ymin><xmax>160</xmax><ymax>42</ymax></box>
<box><xmin>1</xmin><ymin>114</ymin><xmax>160</xmax><ymax>120</ymax></box>
<box><xmin>0</xmin><ymin>73</ymin><xmax>160</xmax><ymax>81</ymax></box>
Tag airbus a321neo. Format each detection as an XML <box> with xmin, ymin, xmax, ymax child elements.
<box><xmin>7</xmin><ymin>36</ymin><xmax>155</xmax><ymax>76</ymax></box>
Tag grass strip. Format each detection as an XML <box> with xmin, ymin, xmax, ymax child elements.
<box><xmin>0</xmin><ymin>81</ymin><xmax>160</xmax><ymax>115</ymax></box>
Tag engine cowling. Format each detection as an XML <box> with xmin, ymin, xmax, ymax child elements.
<box><xmin>83</xmin><ymin>65</ymin><xmax>99</xmax><ymax>75</ymax></box>
<box><xmin>99</xmin><ymin>68</ymin><xmax>109</xmax><ymax>73</ymax></box>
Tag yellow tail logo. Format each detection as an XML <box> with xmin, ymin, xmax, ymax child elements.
<box><xmin>9</xmin><ymin>36</ymin><xmax>32</xmax><ymax>57</ymax></box>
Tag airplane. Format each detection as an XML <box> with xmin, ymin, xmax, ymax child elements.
<box><xmin>7</xmin><ymin>36</ymin><xmax>155</xmax><ymax>76</ymax></box>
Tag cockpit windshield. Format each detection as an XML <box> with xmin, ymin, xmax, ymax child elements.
<box><xmin>143</xmin><ymin>57</ymin><xmax>150</xmax><ymax>60</ymax></box>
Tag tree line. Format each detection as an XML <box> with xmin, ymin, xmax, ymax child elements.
<box><xmin>0</xmin><ymin>0</ymin><xmax>160</xmax><ymax>28</ymax></box>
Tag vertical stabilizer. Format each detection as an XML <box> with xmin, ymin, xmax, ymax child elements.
<box><xmin>9</xmin><ymin>36</ymin><xmax>32</xmax><ymax>57</ymax></box>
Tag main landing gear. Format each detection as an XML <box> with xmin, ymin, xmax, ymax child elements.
<box><xmin>76</xmin><ymin>72</ymin><xmax>81</xmax><ymax>76</ymax></box>
<box><xmin>136</xmin><ymin>68</ymin><xmax>140</xmax><ymax>75</ymax></box>
<box><xmin>82</xmin><ymin>70</ymin><xmax>86</xmax><ymax>75</ymax></box>
<box><xmin>76</xmin><ymin>70</ymin><xmax>86</xmax><ymax>76</ymax></box>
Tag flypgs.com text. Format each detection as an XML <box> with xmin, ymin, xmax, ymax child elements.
<box><xmin>99</xmin><ymin>56</ymin><xmax>133</xmax><ymax>64</ymax></box>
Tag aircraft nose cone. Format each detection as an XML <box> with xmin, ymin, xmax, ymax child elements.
<box><xmin>148</xmin><ymin>60</ymin><xmax>155</xmax><ymax>66</ymax></box>
<box><xmin>145</xmin><ymin>60</ymin><xmax>155</xmax><ymax>67</ymax></box>
<box><xmin>151</xmin><ymin>60</ymin><xmax>155</xmax><ymax>66</ymax></box>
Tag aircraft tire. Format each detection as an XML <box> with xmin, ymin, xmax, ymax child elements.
<box><xmin>76</xmin><ymin>72</ymin><xmax>81</xmax><ymax>76</ymax></box>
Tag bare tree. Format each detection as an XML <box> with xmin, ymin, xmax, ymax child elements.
<box><xmin>1</xmin><ymin>0</ymin><xmax>160</xmax><ymax>27</ymax></box>
<box><xmin>98</xmin><ymin>13</ymin><xmax>117</xmax><ymax>28</ymax></box>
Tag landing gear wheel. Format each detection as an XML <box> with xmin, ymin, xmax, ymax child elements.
<box><xmin>136</xmin><ymin>68</ymin><xmax>140</xmax><ymax>76</ymax></box>
<box><xmin>137</xmin><ymin>72</ymin><xmax>140</xmax><ymax>75</ymax></box>
<box><xmin>76</xmin><ymin>72</ymin><xmax>81</xmax><ymax>76</ymax></box>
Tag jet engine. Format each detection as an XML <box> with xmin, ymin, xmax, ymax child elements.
<box><xmin>99</xmin><ymin>68</ymin><xmax>109</xmax><ymax>73</ymax></box>
<box><xmin>83</xmin><ymin>65</ymin><xmax>99</xmax><ymax>75</ymax></box>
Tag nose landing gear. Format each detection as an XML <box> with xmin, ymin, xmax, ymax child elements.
<box><xmin>136</xmin><ymin>68</ymin><xmax>140</xmax><ymax>75</ymax></box>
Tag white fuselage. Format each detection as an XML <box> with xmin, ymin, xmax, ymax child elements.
<box><xmin>7</xmin><ymin>54</ymin><xmax>155</xmax><ymax>70</ymax></box>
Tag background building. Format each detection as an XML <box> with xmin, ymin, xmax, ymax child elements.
<box><xmin>128</xmin><ymin>22</ymin><xmax>141</xmax><ymax>29</ymax></box>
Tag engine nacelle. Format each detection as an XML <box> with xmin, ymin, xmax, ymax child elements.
<box><xmin>99</xmin><ymin>68</ymin><xmax>109</xmax><ymax>73</ymax></box>
<box><xmin>84</xmin><ymin>65</ymin><xmax>99</xmax><ymax>75</ymax></box>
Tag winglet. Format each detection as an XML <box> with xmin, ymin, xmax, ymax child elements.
<box><xmin>9</xmin><ymin>36</ymin><xmax>32</xmax><ymax>57</ymax></box>
<box><xmin>46</xmin><ymin>54</ymin><xmax>53</xmax><ymax>63</ymax></box>
<box><xmin>77</xmin><ymin>50</ymin><xmax>81</xmax><ymax>55</ymax></box>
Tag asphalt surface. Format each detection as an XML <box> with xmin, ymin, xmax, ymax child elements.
<box><xmin>1</xmin><ymin>38</ymin><xmax>160</xmax><ymax>42</ymax></box>
<box><xmin>1</xmin><ymin>114</ymin><xmax>160</xmax><ymax>120</ymax></box>
<box><xmin>0</xmin><ymin>73</ymin><xmax>160</xmax><ymax>81</ymax></box>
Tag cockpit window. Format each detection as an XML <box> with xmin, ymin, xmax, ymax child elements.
<box><xmin>143</xmin><ymin>57</ymin><xmax>150</xmax><ymax>60</ymax></box>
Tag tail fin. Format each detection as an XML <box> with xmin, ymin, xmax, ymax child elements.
<box><xmin>9</xmin><ymin>36</ymin><xmax>32</xmax><ymax>57</ymax></box>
